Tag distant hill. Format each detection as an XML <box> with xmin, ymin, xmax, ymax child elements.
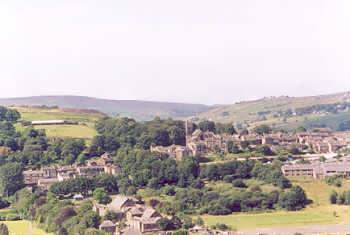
<box><xmin>0</xmin><ymin>96</ymin><xmax>211</xmax><ymax>121</ymax></box>
<box><xmin>197</xmin><ymin>91</ymin><xmax>350</xmax><ymax>130</ymax></box>
<box><xmin>2</xmin><ymin>92</ymin><xmax>350</xmax><ymax>130</ymax></box>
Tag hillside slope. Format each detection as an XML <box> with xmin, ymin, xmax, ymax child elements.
<box><xmin>198</xmin><ymin>91</ymin><xmax>350</xmax><ymax>130</ymax></box>
<box><xmin>14</xmin><ymin>106</ymin><xmax>101</xmax><ymax>141</ymax></box>
<box><xmin>0</xmin><ymin>96</ymin><xmax>211</xmax><ymax>121</ymax></box>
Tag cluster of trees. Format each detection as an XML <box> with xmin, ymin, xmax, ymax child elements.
<box><xmin>0</xmin><ymin>106</ymin><xmax>93</xmax><ymax>168</ymax></box>
<box><xmin>200</xmin><ymin>161</ymin><xmax>291</xmax><ymax>189</ymax></box>
<box><xmin>157</xmin><ymin>184</ymin><xmax>308</xmax><ymax>216</ymax></box>
<box><xmin>0</xmin><ymin>162</ymin><xmax>23</xmax><ymax>197</ymax></box>
<box><xmin>91</xmin><ymin>117</ymin><xmax>237</xmax><ymax>155</ymax></box>
<box><xmin>0</xmin><ymin>126</ymin><xmax>89</xmax><ymax>167</ymax></box>
<box><xmin>0</xmin><ymin>107</ymin><xmax>20</xmax><ymax>123</ymax></box>
<box><xmin>0</xmin><ymin>121</ymin><xmax>20</xmax><ymax>152</ymax></box>
<box><xmin>252</xmin><ymin>125</ymin><xmax>272</xmax><ymax>135</ymax></box>
<box><xmin>0</xmin><ymin>106</ymin><xmax>20</xmax><ymax>153</ymax></box>
<box><xmin>197</xmin><ymin>120</ymin><xmax>236</xmax><ymax>135</ymax></box>
<box><xmin>1</xmin><ymin>117</ymin><xmax>88</xmax><ymax>167</ymax></box>
<box><xmin>330</xmin><ymin>190</ymin><xmax>350</xmax><ymax>205</ymax></box>
<box><xmin>50</xmin><ymin>174</ymin><xmax>119</xmax><ymax>197</ymax></box>
<box><xmin>13</xmin><ymin>189</ymin><xmax>107</xmax><ymax>235</ymax></box>
<box><xmin>90</xmin><ymin>117</ymin><xmax>187</xmax><ymax>154</ymax></box>
<box><xmin>113</xmin><ymin>149</ymin><xmax>201</xmax><ymax>194</ymax></box>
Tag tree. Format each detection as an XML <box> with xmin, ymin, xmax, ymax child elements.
<box><xmin>330</xmin><ymin>191</ymin><xmax>338</xmax><ymax>204</ymax></box>
<box><xmin>198</xmin><ymin>121</ymin><xmax>216</xmax><ymax>133</ymax></box>
<box><xmin>256</xmin><ymin>145</ymin><xmax>273</xmax><ymax>156</ymax></box>
<box><xmin>81</xmin><ymin>211</ymin><xmax>101</xmax><ymax>228</ymax></box>
<box><xmin>227</xmin><ymin>141</ymin><xmax>240</xmax><ymax>154</ymax></box>
<box><xmin>253</xmin><ymin>125</ymin><xmax>272</xmax><ymax>135</ymax></box>
<box><xmin>61</xmin><ymin>139</ymin><xmax>86</xmax><ymax>164</ymax></box>
<box><xmin>0</xmin><ymin>162</ymin><xmax>23</xmax><ymax>197</ymax></box>
<box><xmin>54</xmin><ymin>206</ymin><xmax>77</xmax><ymax>226</ymax></box>
<box><xmin>232</xmin><ymin>179</ymin><xmax>246</xmax><ymax>188</ymax></box>
<box><xmin>169</xmin><ymin>126</ymin><xmax>186</xmax><ymax>145</ymax></box>
<box><xmin>0</xmin><ymin>198</ymin><xmax>9</xmax><ymax>209</ymax></box>
<box><xmin>152</xmin><ymin>130</ymin><xmax>171</xmax><ymax>146</ymax></box>
<box><xmin>157</xmin><ymin>218</ymin><xmax>174</xmax><ymax>231</ymax></box>
<box><xmin>0</xmin><ymin>223</ymin><xmax>9</xmax><ymax>235</ymax></box>
<box><xmin>279</xmin><ymin>186</ymin><xmax>308</xmax><ymax>211</ymax></box>
<box><xmin>93</xmin><ymin>188</ymin><xmax>111</xmax><ymax>205</ymax></box>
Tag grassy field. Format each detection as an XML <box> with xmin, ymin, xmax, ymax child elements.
<box><xmin>203</xmin><ymin>177</ymin><xmax>350</xmax><ymax>230</ymax></box>
<box><xmin>14</xmin><ymin>107</ymin><xmax>103</xmax><ymax>141</ymax></box>
<box><xmin>2</xmin><ymin>221</ymin><xmax>52</xmax><ymax>235</ymax></box>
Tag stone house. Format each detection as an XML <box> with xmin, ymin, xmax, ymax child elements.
<box><xmin>99</xmin><ymin>220</ymin><xmax>117</xmax><ymax>233</ymax></box>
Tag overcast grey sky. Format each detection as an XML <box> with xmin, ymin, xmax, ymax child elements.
<box><xmin>1</xmin><ymin>0</ymin><xmax>350</xmax><ymax>104</ymax></box>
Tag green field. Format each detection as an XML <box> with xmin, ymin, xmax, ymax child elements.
<box><xmin>14</xmin><ymin>107</ymin><xmax>103</xmax><ymax>141</ymax></box>
<box><xmin>2</xmin><ymin>221</ymin><xmax>51</xmax><ymax>235</ymax></box>
<box><xmin>203</xmin><ymin>177</ymin><xmax>350</xmax><ymax>230</ymax></box>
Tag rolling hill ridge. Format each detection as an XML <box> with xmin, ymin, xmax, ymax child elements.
<box><xmin>0</xmin><ymin>96</ymin><xmax>211</xmax><ymax>121</ymax></box>
<box><xmin>2</xmin><ymin>92</ymin><xmax>350</xmax><ymax>131</ymax></box>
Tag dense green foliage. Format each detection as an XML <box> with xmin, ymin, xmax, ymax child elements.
<box><xmin>50</xmin><ymin>174</ymin><xmax>118</xmax><ymax>196</ymax></box>
<box><xmin>13</xmin><ymin>190</ymin><xmax>103</xmax><ymax>235</ymax></box>
<box><xmin>93</xmin><ymin>188</ymin><xmax>111</xmax><ymax>205</ymax></box>
<box><xmin>91</xmin><ymin>117</ymin><xmax>187</xmax><ymax>154</ymax></box>
<box><xmin>113</xmin><ymin>149</ymin><xmax>200</xmax><ymax>193</ymax></box>
<box><xmin>0</xmin><ymin>107</ymin><xmax>20</xmax><ymax>123</ymax></box>
<box><xmin>91</xmin><ymin>117</ymin><xmax>237</xmax><ymax>155</ymax></box>
<box><xmin>0</xmin><ymin>163</ymin><xmax>23</xmax><ymax>197</ymax></box>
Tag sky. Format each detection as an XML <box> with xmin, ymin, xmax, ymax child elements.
<box><xmin>1</xmin><ymin>0</ymin><xmax>350</xmax><ymax>104</ymax></box>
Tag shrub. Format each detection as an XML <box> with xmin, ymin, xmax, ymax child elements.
<box><xmin>173</xmin><ymin>230</ymin><xmax>189</xmax><ymax>235</ymax></box>
<box><xmin>330</xmin><ymin>191</ymin><xmax>338</xmax><ymax>204</ymax></box>
<box><xmin>326</xmin><ymin>176</ymin><xmax>342</xmax><ymax>187</ymax></box>
<box><xmin>0</xmin><ymin>199</ymin><xmax>9</xmax><ymax>210</ymax></box>
<box><xmin>211</xmin><ymin>223</ymin><xmax>230</xmax><ymax>231</ymax></box>
<box><xmin>223</xmin><ymin>175</ymin><xmax>235</xmax><ymax>183</ymax></box>
<box><xmin>232</xmin><ymin>179</ymin><xmax>246</xmax><ymax>188</ymax></box>
<box><xmin>5</xmin><ymin>214</ymin><xmax>20</xmax><ymax>221</ymax></box>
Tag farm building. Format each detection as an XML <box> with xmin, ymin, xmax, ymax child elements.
<box><xmin>30</xmin><ymin>120</ymin><xmax>78</xmax><ymax>125</ymax></box>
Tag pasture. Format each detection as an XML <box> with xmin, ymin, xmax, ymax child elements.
<box><xmin>2</xmin><ymin>220</ymin><xmax>52</xmax><ymax>235</ymax></box>
<box><xmin>14</xmin><ymin>107</ymin><xmax>103</xmax><ymax>141</ymax></box>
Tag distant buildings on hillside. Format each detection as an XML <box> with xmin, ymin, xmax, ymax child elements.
<box><xmin>23</xmin><ymin>153</ymin><xmax>120</xmax><ymax>190</ymax></box>
<box><xmin>151</xmin><ymin>123</ymin><xmax>350</xmax><ymax>160</ymax></box>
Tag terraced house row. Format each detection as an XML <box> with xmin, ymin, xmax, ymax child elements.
<box><xmin>23</xmin><ymin>153</ymin><xmax>120</xmax><ymax>190</ymax></box>
<box><xmin>282</xmin><ymin>157</ymin><xmax>350</xmax><ymax>179</ymax></box>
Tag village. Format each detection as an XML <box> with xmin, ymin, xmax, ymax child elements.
<box><xmin>22</xmin><ymin>152</ymin><xmax>231</xmax><ymax>235</ymax></box>
<box><xmin>20</xmin><ymin>121</ymin><xmax>350</xmax><ymax>235</ymax></box>
<box><xmin>151</xmin><ymin>122</ymin><xmax>350</xmax><ymax>180</ymax></box>
<box><xmin>151</xmin><ymin>122</ymin><xmax>350</xmax><ymax>157</ymax></box>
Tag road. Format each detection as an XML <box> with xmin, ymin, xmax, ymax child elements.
<box><xmin>237</xmin><ymin>224</ymin><xmax>350</xmax><ymax>235</ymax></box>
